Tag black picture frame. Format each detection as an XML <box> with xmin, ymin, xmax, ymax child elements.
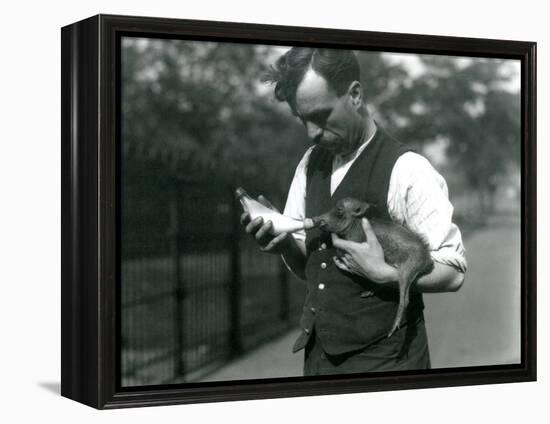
<box><xmin>61</xmin><ymin>13</ymin><xmax>537</xmax><ymax>409</ymax></box>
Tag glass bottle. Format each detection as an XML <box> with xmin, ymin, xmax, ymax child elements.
<box><xmin>235</xmin><ymin>187</ymin><xmax>314</xmax><ymax>235</ymax></box>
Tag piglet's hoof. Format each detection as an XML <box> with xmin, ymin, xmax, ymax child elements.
<box><xmin>387</xmin><ymin>322</ymin><xmax>400</xmax><ymax>338</ymax></box>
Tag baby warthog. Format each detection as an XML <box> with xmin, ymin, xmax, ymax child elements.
<box><xmin>312</xmin><ymin>198</ymin><xmax>433</xmax><ymax>337</ymax></box>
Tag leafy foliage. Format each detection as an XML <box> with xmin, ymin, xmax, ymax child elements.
<box><xmin>122</xmin><ymin>40</ymin><xmax>520</xmax><ymax>215</ymax></box>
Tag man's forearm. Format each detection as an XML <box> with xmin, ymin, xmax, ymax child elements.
<box><xmin>380</xmin><ymin>261</ymin><xmax>464</xmax><ymax>293</ymax></box>
<box><xmin>281</xmin><ymin>237</ymin><xmax>307</xmax><ymax>280</ymax></box>
<box><xmin>414</xmin><ymin>262</ymin><xmax>465</xmax><ymax>293</ymax></box>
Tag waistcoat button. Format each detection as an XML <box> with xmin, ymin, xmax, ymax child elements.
<box><xmin>318</xmin><ymin>283</ymin><xmax>325</xmax><ymax>290</ymax></box>
<box><xmin>320</xmin><ymin>262</ymin><xmax>327</xmax><ymax>269</ymax></box>
<box><xmin>360</xmin><ymin>290</ymin><xmax>375</xmax><ymax>298</ymax></box>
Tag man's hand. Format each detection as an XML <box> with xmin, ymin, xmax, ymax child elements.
<box><xmin>240</xmin><ymin>195</ymin><xmax>292</xmax><ymax>255</ymax></box>
<box><xmin>331</xmin><ymin>217</ymin><xmax>398</xmax><ymax>284</ymax></box>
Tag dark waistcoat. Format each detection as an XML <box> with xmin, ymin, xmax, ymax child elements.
<box><xmin>292</xmin><ymin>126</ymin><xmax>425</xmax><ymax>355</ymax></box>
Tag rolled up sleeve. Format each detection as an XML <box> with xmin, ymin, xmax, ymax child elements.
<box><xmin>282</xmin><ymin>146</ymin><xmax>314</xmax><ymax>244</ymax></box>
<box><xmin>388</xmin><ymin>152</ymin><xmax>467</xmax><ymax>273</ymax></box>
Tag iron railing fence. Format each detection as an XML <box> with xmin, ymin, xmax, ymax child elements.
<box><xmin>121</xmin><ymin>180</ymin><xmax>304</xmax><ymax>386</ymax></box>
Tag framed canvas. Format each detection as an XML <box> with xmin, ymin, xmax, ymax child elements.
<box><xmin>61</xmin><ymin>14</ymin><xmax>536</xmax><ymax>409</ymax></box>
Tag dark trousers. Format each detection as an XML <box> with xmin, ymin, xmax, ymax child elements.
<box><xmin>303</xmin><ymin>318</ymin><xmax>431</xmax><ymax>376</ymax></box>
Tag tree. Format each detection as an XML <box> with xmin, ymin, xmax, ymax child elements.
<box><xmin>122</xmin><ymin>42</ymin><xmax>520</xmax><ymax>220</ymax></box>
<box><xmin>370</xmin><ymin>55</ymin><xmax>520</xmax><ymax>215</ymax></box>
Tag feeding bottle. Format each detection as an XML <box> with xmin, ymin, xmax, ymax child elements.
<box><xmin>235</xmin><ymin>187</ymin><xmax>315</xmax><ymax>235</ymax></box>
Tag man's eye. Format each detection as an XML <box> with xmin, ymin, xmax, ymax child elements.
<box><xmin>312</xmin><ymin>112</ymin><xmax>330</xmax><ymax>126</ymax></box>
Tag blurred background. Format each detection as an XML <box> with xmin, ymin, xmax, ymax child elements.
<box><xmin>120</xmin><ymin>37</ymin><xmax>521</xmax><ymax>386</ymax></box>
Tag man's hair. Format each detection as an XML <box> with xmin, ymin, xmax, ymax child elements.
<box><xmin>263</xmin><ymin>48</ymin><xmax>360</xmax><ymax>108</ymax></box>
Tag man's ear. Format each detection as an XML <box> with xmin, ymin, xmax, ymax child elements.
<box><xmin>347</xmin><ymin>81</ymin><xmax>363</xmax><ymax>110</ymax></box>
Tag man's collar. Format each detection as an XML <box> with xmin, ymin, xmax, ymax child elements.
<box><xmin>334</xmin><ymin>121</ymin><xmax>378</xmax><ymax>163</ymax></box>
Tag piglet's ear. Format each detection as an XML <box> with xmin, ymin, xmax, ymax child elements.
<box><xmin>352</xmin><ymin>202</ymin><xmax>370</xmax><ymax>217</ymax></box>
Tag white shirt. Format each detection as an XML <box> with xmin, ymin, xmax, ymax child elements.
<box><xmin>283</xmin><ymin>130</ymin><xmax>468</xmax><ymax>273</ymax></box>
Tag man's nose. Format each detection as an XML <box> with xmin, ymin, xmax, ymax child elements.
<box><xmin>306</xmin><ymin>122</ymin><xmax>323</xmax><ymax>141</ymax></box>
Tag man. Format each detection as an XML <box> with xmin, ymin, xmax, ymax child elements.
<box><xmin>241</xmin><ymin>48</ymin><xmax>467</xmax><ymax>375</ymax></box>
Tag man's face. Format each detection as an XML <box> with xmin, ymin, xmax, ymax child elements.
<box><xmin>293</xmin><ymin>69</ymin><xmax>365</xmax><ymax>156</ymax></box>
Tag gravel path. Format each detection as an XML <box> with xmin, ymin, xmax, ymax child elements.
<box><xmin>424</xmin><ymin>216</ymin><xmax>521</xmax><ymax>368</ymax></box>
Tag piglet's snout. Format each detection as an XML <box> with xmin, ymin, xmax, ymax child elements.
<box><xmin>312</xmin><ymin>216</ymin><xmax>328</xmax><ymax>230</ymax></box>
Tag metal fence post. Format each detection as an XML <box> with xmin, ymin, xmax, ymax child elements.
<box><xmin>169</xmin><ymin>186</ymin><xmax>185</xmax><ymax>378</ymax></box>
<box><xmin>229</xmin><ymin>188</ymin><xmax>243</xmax><ymax>357</ymax></box>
